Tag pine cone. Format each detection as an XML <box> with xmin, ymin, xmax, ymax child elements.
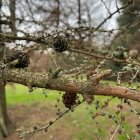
<box><xmin>3</xmin><ymin>51</ymin><xmax>30</xmax><ymax>68</ymax></box>
<box><xmin>53</xmin><ymin>37</ymin><xmax>68</xmax><ymax>52</ymax></box>
<box><xmin>62</xmin><ymin>92</ymin><xmax>77</xmax><ymax>109</ymax></box>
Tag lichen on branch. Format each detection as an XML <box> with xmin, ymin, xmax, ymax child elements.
<box><xmin>2</xmin><ymin>68</ymin><xmax>140</xmax><ymax>102</ymax></box>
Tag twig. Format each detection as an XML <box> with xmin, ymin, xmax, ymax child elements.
<box><xmin>16</xmin><ymin>101</ymin><xmax>84</xmax><ymax>139</ymax></box>
<box><xmin>110</xmin><ymin>125</ymin><xmax>120</xmax><ymax>140</ymax></box>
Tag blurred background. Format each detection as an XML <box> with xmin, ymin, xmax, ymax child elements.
<box><xmin>0</xmin><ymin>0</ymin><xmax>140</xmax><ymax>140</ymax></box>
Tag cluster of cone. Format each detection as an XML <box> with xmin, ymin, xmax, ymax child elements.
<box><xmin>3</xmin><ymin>51</ymin><xmax>30</xmax><ymax>68</ymax></box>
<box><xmin>62</xmin><ymin>91</ymin><xmax>77</xmax><ymax>109</ymax></box>
<box><xmin>52</xmin><ymin>37</ymin><xmax>68</xmax><ymax>53</ymax></box>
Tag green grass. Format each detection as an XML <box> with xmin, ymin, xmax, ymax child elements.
<box><xmin>6</xmin><ymin>84</ymin><xmax>60</xmax><ymax>105</ymax></box>
<box><xmin>5</xmin><ymin>83</ymin><xmax>140</xmax><ymax>140</ymax></box>
<box><xmin>6</xmin><ymin>83</ymin><xmax>120</xmax><ymax>106</ymax></box>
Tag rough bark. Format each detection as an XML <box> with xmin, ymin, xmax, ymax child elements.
<box><xmin>0</xmin><ymin>0</ymin><xmax>3</xmax><ymax>138</ymax></box>
<box><xmin>3</xmin><ymin>68</ymin><xmax>140</xmax><ymax>102</ymax></box>
<box><xmin>0</xmin><ymin>80</ymin><xmax>8</xmax><ymax>138</ymax></box>
<box><xmin>0</xmin><ymin>1</ymin><xmax>12</xmax><ymax>138</ymax></box>
<box><xmin>0</xmin><ymin>49</ymin><xmax>9</xmax><ymax>138</ymax></box>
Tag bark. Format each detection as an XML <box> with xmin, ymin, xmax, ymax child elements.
<box><xmin>0</xmin><ymin>81</ymin><xmax>8</xmax><ymax>138</ymax></box>
<box><xmin>0</xmin><ymin>48</ymin><xmax>10</xmax><ymax>138</ymax></box>
<box><xmin>9</xmin><ymin>0</ymin><xmax>17</xmax><ymax>35</ymax></box>
<box><xmin>78</xmin><ymin>0</ymin><xmax>82</xmax><ymax>40</ymax></box>
<box><xmin>0</xmin><ymin>1</ymin><xmax>3</xmax><ymax>139</ymax></box>
<box><xmin>3</xmin><ymin>68</ymin><xmax>140</xmax><ymax>102</ymax></box>
<box><xmin>78</xmin><ymin>0</ymin><xmax>81</xmax><ymax>26</ymax></box>
<box><xmin>56</xmin><ymin>0</ymin><xmax>60</xmax><ymax>29</ymax></box>
<box><xmin>0</xmin><ymin>1</ymin><xmax>12</xmax><ymax>138</ymax></box>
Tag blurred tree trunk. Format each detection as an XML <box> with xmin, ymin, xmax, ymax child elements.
<box><xmin>78</xmin><ymin>0</ymin><xmax>81</xmax><ymax>27</ymax></box>
<box><xmin>0</xmin><ymin>36</ymin><xmax>9</xmax><ymax>139</ymax></box>
<box><xmin>0</xmin><ymin>30</ymin><xmax>9</xmax><ymax>139</ymax></box>
<box><xmin>78</xmin><ymin>0</ymin><xmax>82</xmax><ymax>40</ymax></box>
<box><xmin>0</xmin><ymin>63</ymin><xmax>9</xmax><ymax>138</ymax></box>
<box><xmin>118</xmin><ymin>0</ymin><xmax>140</xmax><ymax>50</ymax></box>
<box><xmin>0</xmin><ymin>0</ymin><xmax>11</xmax><ymax>139</ymax></box>
<box><xmin>56</xmin><ymin>0</ymin><xmax>60</xmax><ymax>29</ymax></box>
<box><xmin>9</xmin><ymin>0</ymin><xmax>17</xmax><ymax>35</ymax></box>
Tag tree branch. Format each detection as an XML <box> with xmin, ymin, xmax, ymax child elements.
<box><xmin>3</xmin><ymin>68</ymin><xmax>140</xmax><ymax>102</ymax></box>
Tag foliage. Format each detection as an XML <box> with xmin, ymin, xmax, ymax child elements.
<box><xmin>116</xmin><ymin>0</ymin><xmax>140</xmax><ymax>51</ymax></box>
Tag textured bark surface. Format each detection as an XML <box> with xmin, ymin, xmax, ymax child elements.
<box><xmin>0</xmin><ymin>0</ymin><xmax>9</xmax><ymax>138</ymax></box>
<box><xmin>3</xmin><ymin>68</ymin><xmax>140</xmax><ymax>102</ymax></box>
<box><xmin>0</xmin><ymin>0</ymin><xmax>16</xmax><ymax>138</ymax></box>
<box><xmin>0</xmin><ymin>0</ymin><xmax>12</xmax><ymax>135</ymax></box>
<box><xmin>0</xmin><ymin>50</ymin><xmax>9</xmax><ymax>138</ymax></box>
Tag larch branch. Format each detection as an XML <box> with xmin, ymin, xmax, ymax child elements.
<box><xmin>3</xmin><ymin>68</ymin><xmax>140</xmax><ymax>102</ymax></box>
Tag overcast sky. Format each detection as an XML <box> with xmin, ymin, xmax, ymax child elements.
<box><xmin>1</xmin><ymin>0</ymin><xmax>121</xmax><ymax>30</ymax></box>
<box><xmin>1</xmin><ymin>0</ymin><xmax>122</xmax><ymax>46</ymax></box>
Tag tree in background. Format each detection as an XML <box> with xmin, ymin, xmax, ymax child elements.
<box><xmin>0</xmin><ymin>0</ymin><xmax>140</xmax><ymax>140</ymax></box>
<box><xmin>117</xmin><ymin>0</ymin><xmax>140</xmax><ymax>51</ymax></box>
<box><xmin>0</xmin><ymin>0</ymin><xmax>9</xmax><ymax>138</ymax></box>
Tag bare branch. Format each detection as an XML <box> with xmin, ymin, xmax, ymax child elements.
<box><xmin>96</xmin><ymin>0</ymin><xmax>134</xmax><ymax>29</ymax></box>
<box><xmin>3</xmin><ymin>68</ymin><xmax>140</xmax><ymax>102</ymax></box>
